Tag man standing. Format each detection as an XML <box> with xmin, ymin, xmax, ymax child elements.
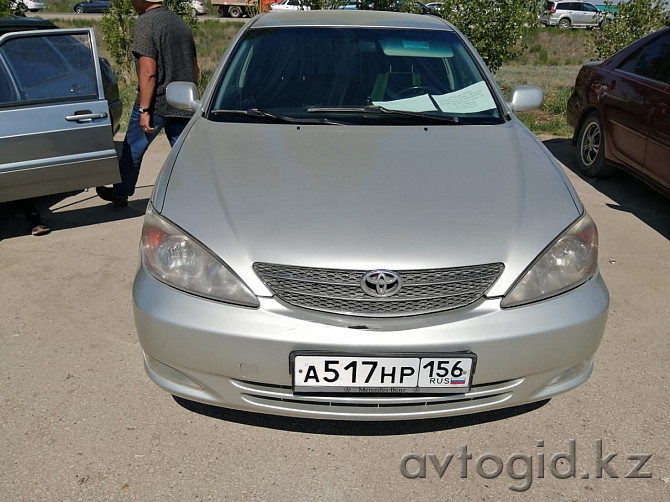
<box><xmin>97</xmin><ymin>0</ymin><xmax>199</xmax><ymax>207</ymax></box>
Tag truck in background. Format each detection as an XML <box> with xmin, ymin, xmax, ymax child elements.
<box><xmin>211</xmin><ymin>0</ymin><xmax>274</xmax><ymax>17</ymax></box>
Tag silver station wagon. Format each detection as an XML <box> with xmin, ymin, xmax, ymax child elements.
<box><xmin>133</xmin><ymin>11</ymin><xmax>609</xmax><ymax>421</ymax></box>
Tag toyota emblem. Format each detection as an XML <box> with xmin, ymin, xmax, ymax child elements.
<box><xmin>361</xmin><ymin>270</ymin><xmax>402</xmax><ymax>297</ymax></box>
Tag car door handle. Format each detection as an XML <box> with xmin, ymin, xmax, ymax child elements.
<box><xmin>65</xmin><ymin>111</ymin><xmax>108</xmax><ymax>123</ymax></box>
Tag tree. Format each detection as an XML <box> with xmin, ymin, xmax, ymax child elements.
<box><xmin>590</xmin><ymin>0</ymin><xmax>666</xmax><ymax>60</ymax></box>
<box><xmin>165</xmin><ymin>0</ymin><xmax>200</xmax><ymax>31</ymax></box>
<box><xmin>399</xmin><ymin>0</ymin><xmax>425</xmax><ymax>14</ymax></box>
<box><xmin>437</xmin><ymin>0</ymin><xmax>540</xmax><ymax>73</ymax></box>
<box><xmin>0</xmin><ymin>0</ymin><xmax>29</xmax><ymax>15</ymax></box>
<box><xmin>100</xmin><ymin>0</ymin><xmax>136</xmax><ymax>82</ymax></box>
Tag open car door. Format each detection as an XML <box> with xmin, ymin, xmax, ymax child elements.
<box><xmin>0</xmin><ymin>28</ymin><xmax>119</xmax><ymax>202</ymax></box>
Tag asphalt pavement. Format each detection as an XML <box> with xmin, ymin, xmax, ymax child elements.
<box><xmin>1</xmin><ymin>134</ymin><xmax>669</xmax><ymax>501</ymax></box>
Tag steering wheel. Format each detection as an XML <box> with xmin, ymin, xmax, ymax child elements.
<box><xmin>397</xmin><ymin>85</ymin><xmax>442</xmax><ymax>98</ymax></box>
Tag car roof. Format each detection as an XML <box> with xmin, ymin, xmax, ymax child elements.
<box><xmin>250</xmin><ymin>10</ymin><xmax>453</xmax><ymax>31</ymax></box>
<box><xmin>0</xmin><ymin>16</ymin><xmax>56</xmax><ymax>35</ymax></box>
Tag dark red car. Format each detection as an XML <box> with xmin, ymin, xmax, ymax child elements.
<box><xmin>567</xmin><ymin>27</ymin><xmax>670</xmax><ymax>196</ymax></box>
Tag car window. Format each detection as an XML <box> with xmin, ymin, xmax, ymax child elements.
<box><xmin>49</xmin><ymin>33</ymin><xmax>95</xmax><ymax>72</ymax></box>
<box><xmin>618</xmin><ymin>32</ymin><xmax>670</xmax><ymax>85</ymax></box>
<box><xmin>0</xmin><ymin>32</ymin><xmax>97</xmax><ymax>104</ymax></box>
<box><xmin>210</xmin><ymin>27</ymin><xmax>501</xmax><ymax>124</ymax></box>
<box><xmin>583</xmin><ymin>3</ymin><xmax>597</xmax><ymax>12</ymax></box>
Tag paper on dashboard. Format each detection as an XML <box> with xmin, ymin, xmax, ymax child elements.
<box><xmin>433</xmin><ymin>81</ymin><xmax>496</xmax><ymax>114</ymax></box>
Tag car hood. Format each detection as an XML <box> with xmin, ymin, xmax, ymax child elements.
<box><xmin>159</xmin><ymin>120</ymin><xmax>581</xmax><ymax>297</ymax></box>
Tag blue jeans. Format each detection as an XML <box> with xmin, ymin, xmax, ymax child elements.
<box><xmin>113</xmin><ymin>103</ymin><xmax>190</xmax><ymax>197</ymax></box>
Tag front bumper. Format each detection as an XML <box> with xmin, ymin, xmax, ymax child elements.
<box><xmin>133</xmin><ymin>267</ymin><xmax>609</xmax><ymax>421</ymax></box>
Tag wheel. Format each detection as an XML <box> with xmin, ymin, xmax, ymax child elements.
<box><xmin>191</xmin><ymin>8</ymin><xmax>198</xmax><ymax>18</ymax></box>
<box><xmin>575</xmin><ymin>113</ymin><xmax>615</xmax><ymax>177</ymax></box>
<box><xmin>75</xmin><ymin>5</ymin><xmax>84</xmax><ymax>13</ymax></box>
<box><xmin>599</xmin><ymin>19</ymin><xmax>608</xmax><ymax>30</ymax></box>
<box><xmin>558</xmin><ymin>18</ymin><xmax>571</xmax><ymax>29</ymax></box>
<box><xmin>228</xmin><ymin>6</ymin><xmax>242</xmax><ymax>18</ymax></box>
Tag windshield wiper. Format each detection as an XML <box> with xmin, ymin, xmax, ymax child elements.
<box><xmin>210</xmin><ymin>108</ymin><xmax>342</xmax><ymax>125</ymax></box>
<box><xmin>307</xmin><ymin>105</ymin><xmax>461</xmax><ymax>124</ymax></box>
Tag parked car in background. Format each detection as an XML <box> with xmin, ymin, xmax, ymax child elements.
<box><xmin>190</xmin><ymin>0</ymin><xmax>208</xmax><ymax>16</ymax></box>
<box><xmin>539</xmin><ymin>1</ymin><xmax>611</xmax><ymax>29</ymax></box>
<box><xmin>389</xmin><ymin>0</ymin><xmax>433</xmax><ymax>15</ymax></box>
<box><xmin>270</xmin><ymin>0</ymin><xmax>311</xmax><ymax>11</ymax></box>
<box><xmin>336</xmin><ymin>0</ymin><xmax>362</xmax><ymax>9</ymax></box>
<box><xmin>9</xmin><ymin>0</ymin><xmax>45</xmax><ymax>13</ymax></box>
<box><xmin>72</xmin><ymin>0</ymin><xmax>110</xmax><ymax>13</ymax></box>
<box><xmin>134</xmin><ymin>11</ymin><xmax>609</xmax><ymax>421</ymax></box>
<box><xmin>426</xmin><ymin>2</ymin><xmax>443</xmax><ymax>13</ymax></box>
<box><xmin>0</xmin><ymin>21</ymin><xmax>122</xmax><ymax>202</ymax></box>
<box><xmin>567</xmin><ymin>27</ymin><xmax>670</xmax><ymax>196</ymax></box>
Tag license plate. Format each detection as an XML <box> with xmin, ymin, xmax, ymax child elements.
<box><xmin>291</xmin><ymin>353</ymin><xmax>476</xmax><ymax>394</ymax></box>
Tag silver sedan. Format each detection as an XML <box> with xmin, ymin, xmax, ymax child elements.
<box><xmin>133</xmin><ymin>11</ymin><xmax>609</xmax><ymax>420</ymax></box>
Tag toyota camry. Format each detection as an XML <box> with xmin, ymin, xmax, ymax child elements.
<box><xmin>132</xmin><ymin>11</ymin><xmax>609</xmax><ymax>420</ymax></box>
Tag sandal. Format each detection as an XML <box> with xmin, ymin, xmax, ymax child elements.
<box><xmin>31</xmin><ymin>223</ymin><xmax>51</xmax><ymax>236</ymax></box>
<box><xmin>27</xmin><ymin>211</ymin><xmax>51</xmax><ymax>236</ymax></box>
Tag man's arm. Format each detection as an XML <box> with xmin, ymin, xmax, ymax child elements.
<box><xmin>138</xmin><ymin>55</ymin><xmax>157</xmax><ymax>133</ymax></box>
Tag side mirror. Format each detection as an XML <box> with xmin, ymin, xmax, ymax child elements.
<box><xmin>507</xmin><ymin>85</ymin><xmax>543</xmax><ymax>113</ymax></box>
<box><xmin>166</xmin><ymin>81</ymin><xmax>201</xmax><ymax>113</ymax></box>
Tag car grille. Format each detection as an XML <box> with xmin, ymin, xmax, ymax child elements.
<box><xmin>253</xmin><ymin>262</ymin><xmax>504</xmax><ymax>317</ymax></box>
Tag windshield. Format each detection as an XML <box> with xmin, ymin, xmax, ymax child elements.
<box><xmin>208</xmin><ymin>27</ymin><xmax>503</xmax><ymax>125</ymax></box>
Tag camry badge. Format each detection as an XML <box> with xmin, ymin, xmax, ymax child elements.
<box><xmin>361</xmin><ymin>270</ymin><xmax>402</xmax><ymax>297</ymax></box>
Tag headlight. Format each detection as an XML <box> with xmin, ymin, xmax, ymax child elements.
<box><xmin>501</xmin><ymin>213</ymin><xmax>598</xmax><ymax>308</ymax></box>
<box><xmin>140</xmin><ymin>204</ymin><xmax>259</xmax><ymax>307</ymax></box>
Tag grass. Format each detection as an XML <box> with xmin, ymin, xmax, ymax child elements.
<box><xmin>494</xmin><ymin>27</ymin><xmax>598</xmax><ymax>137</ymax></box>
<box><xmin>48</xmin><ymin>19</ymin><xmax>597</xmax><ymax>137</ymax></box>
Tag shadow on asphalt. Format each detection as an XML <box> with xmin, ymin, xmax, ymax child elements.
<box><xmin>542</xmin><ymin>138</ymin><xmax>670</xmax><ymax>239</ymax></box>
<box><xmin>173</xmin><ymin>396</ymin><xmax>549</xmax><ymax>435</ymax></box>
<box><xmin>0</xmin><ymin>191</ymin><xmax>149</xmax><ymax>241</ymax></box>
<box><xmin>0</xmin><ymin>138</ymin><xmax>150</xmax><ymax>241</ymax></box>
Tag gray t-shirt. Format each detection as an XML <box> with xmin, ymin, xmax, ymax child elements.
<box><xmin>132</xmin><ymin>6</ymin><xmax>197</xmax><ymax>118</ymax></box>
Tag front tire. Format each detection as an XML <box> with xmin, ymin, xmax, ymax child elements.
<box><xmin>576</xmin><ymin>112</ymin><xmax>615</xmax><ymax>177</ymax></box>
<box><xmin>228</xmin><ymin>6</ymin><xmax>242</xmax><ymax>17</ymax></box>
<box><xmin>75</xmin><ymin>6</ymin><xmax>84</xmax><ymax>13</ymax></box>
